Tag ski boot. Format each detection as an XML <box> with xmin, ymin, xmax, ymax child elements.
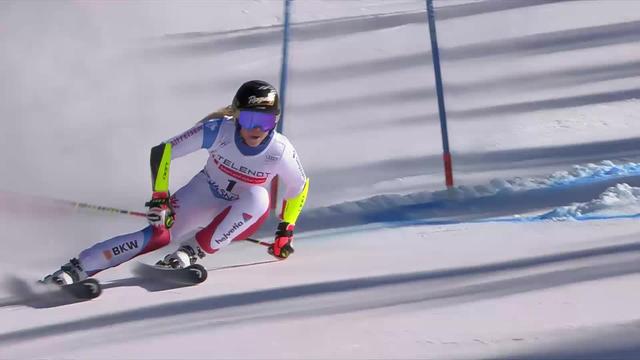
<box><xmin>42</xmin><ymin>258</ymin><xmax>88</xmax><ymax>285</ymax></box>
<box><xmin>156</xmin><ymin>244</ymin><xmax>205</xmax><ymax>269</ymax></box>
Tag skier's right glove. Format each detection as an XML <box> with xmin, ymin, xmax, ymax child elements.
<box><xmin>145</xmin><ymin>191</ymin><xmax>175</xmax><ymax>229</ymax></box>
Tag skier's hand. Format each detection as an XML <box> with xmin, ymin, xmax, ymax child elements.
<box><xmin>145</xmin><ymin>192</ymin><xmax>175</xmax><ymax>229</ymax></box>
<box><xmin>268</xmin><ymin>222</ymin><xmax>295</xmax><ymax>259</ymax></box>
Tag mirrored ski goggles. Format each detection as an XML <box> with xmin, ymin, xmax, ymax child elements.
<box><xmin>237</xmin><ymin>110</ymin><xmax>277</xmax><ymax>132</ymax></box>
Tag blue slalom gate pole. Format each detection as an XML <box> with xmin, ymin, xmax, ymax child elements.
<box><xmin>277</xmin><ymin>0</ymin><xmax>292</xmax><ymax>133</ymax></box>
<box><xmin>426</xmin><ymin>0</ymin><xmax>454</xmax><ymax>188</ymax></box>
<box><xmin>271</xmin><ymin>0</ymin><xmax>292</xmax><ymax>213</ymax></box>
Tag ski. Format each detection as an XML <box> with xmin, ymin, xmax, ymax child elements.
<box><xmin>59</xmin><ymin>278</ymin><xmax>102</xmax><ymax>299</ymax></box>
<box><xmin>35</xmin><ymin>278</ymin><xmax>102</xmax><ymax>300</ymax></box>
<box><xmin>132</xmin><ymin>262</ymin><xmax>208</xmax><ymax>285</ymax></box>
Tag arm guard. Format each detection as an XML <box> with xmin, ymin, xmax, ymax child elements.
<box><xmin>150</xmin><ymin>143</ymin><xmax>172</xmax><ymax>193</ymax></box>
<box><xmin>280</xmin><ymin>178</ymin><xmax>309</xmax><ymax>225</ymax></box>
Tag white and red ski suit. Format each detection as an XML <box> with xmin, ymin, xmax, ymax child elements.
<box><xmin>78</xmin><ymin>117</ymin><xmax>308</xmax><ymax>276</ymax></box>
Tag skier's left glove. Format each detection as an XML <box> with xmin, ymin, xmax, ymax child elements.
<box><xmin>268</xmin><ymin>222</ymin><xmax>295</xmax><ymax>259</ymax></box>
<box><xmin>145</xmin><ymin>191</ymin><xmax>175</xmax><ymax>229</ymax></box>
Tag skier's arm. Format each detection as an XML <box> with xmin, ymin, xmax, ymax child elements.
<box><xmin>150</xmin><ymin>142</ymin><xmax>172</xmax><ymax>193</ymax></box>
<box><xmin>166</xmin><ymin>120</ymin><xmax>222</xmax><ymax>160</ymax></box>
<box><xmin>268</xmin><ymin>148</ymin><xmax>308</xmax><ymax>259</ymax></box>
<box><xmin>280</xmin><ymin>177</ymin><xmax>309</xmax><ymax>225</ymax></box>
<box><xmin>146</xmin><ymin>120</ymin><xmax>223</xmax><ymax>229</ymax></box>
<box><xmin>278</xmin><ymin>149</ymin><xmax>309</xmax><ymax>225</ymax></box>
<box><xmin>148</xmin><ymin>142</ymin><xmax>174</xmax><ymax>228</ymax></box>
<box><xmin>149</xmin><ymin>120</ymin><xmax>223</xmax><ymax>192</ymax></box>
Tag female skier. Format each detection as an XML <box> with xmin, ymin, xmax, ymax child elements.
<box><xmin>43</xmin><ymin>80</ymin><xmax>309</xmax><ymax>285</ymax></box>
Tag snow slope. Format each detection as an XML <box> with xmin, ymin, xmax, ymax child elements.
<box><xmin>1</xmin><ymin>0</ymin><xmax>640</xmax><ymax>359</ymax></box>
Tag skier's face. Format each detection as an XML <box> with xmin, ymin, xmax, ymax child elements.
<box><xmin>240</xmin><ymin>126</ymin><xmax>269</xmax><ymax>147</ymax></box>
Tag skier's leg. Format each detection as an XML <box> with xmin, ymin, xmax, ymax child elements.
<box><xmin>166</xmin><ymin>172</ymin><xmax>227</xmax><ymax>241</ymax></box>
<box><xmin>77</xmin><ymin>225</ymin><xmax>169</xmax><ymax>277</ymax></box>
<box><xmin>195</xmin><ymin>185</ymin><xmax>271</xmax><ymax>254</ymax></box>
<box><xmin>155</xmin><ymin>174</ymin><xmax>269</xmax><ymax>267</ymax></box>
<box><xmin>50</xmin><ymin>172</ymin><xmax>219</xmax><ymax>280</ymax></box>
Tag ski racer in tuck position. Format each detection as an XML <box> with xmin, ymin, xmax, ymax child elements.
<box><xmin>43</xmin><ymin>80</ymin><xmax>309</xmax><ymax>285</ymax></box>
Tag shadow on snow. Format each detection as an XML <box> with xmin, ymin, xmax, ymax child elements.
<box><xmin>1</xmin><ymin>238</ymin><xmax>640</xmax><ymax>346</ymax></box>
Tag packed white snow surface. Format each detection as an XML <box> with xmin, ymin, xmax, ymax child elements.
<box><xmin>2</xmin><ymin>0</ymin><xmax>640</xmax><ymax>359</ymax></box>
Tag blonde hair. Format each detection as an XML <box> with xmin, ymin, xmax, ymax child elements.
<box><xmin>197</xmin><ymin>105</ymin><xmax>238</xmax><ymax>124</ymax></box>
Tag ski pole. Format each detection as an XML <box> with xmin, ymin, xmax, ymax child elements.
<box><xmin>244</xmin><ymin>237</ymin><xmax>272</xmax><ymax>247</ymax></box>
<box><xmin>0</xmin><ymin>191</ymin><xmax>148</xmax><ymax>218</ymax></box>
<box><xmin>3</xmin><ymin>192</ymin><xmax>274</xmax><ymax>246</ymax></box>
<box><xmin>68</xmin><ymin>201</ymin><xmax>147</xmax><ymax>217</ymax></box>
